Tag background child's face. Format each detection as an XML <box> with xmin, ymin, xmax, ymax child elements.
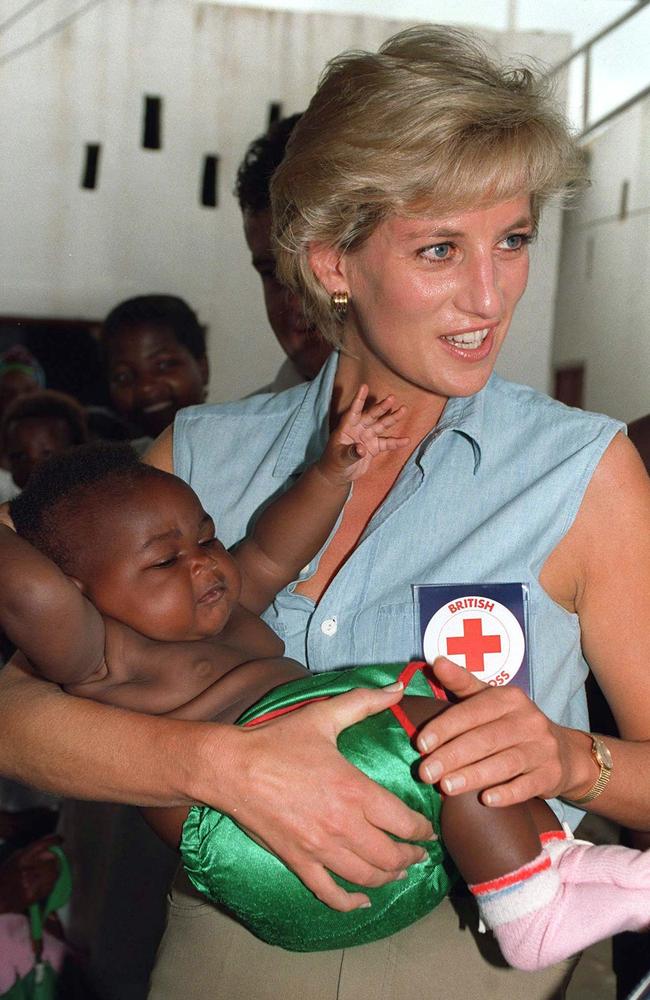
<box><xmin>106</xmin><ymin>325</ymin><xmax>208</xmax><ymax>438</ymax></box>
<box><xmin>5</xmin><ymin>417</ymin><xmax>75</xmax><ymax>489</ymax></box>
<box><xmin>0</xmin><ymin>369</ymin><xmax>39</xmax><ymax>419</ymax></box>
<box><xmin>81</xmin><ymin>474</ymin><xmax>241</xmax><ymax>642</ymax></box>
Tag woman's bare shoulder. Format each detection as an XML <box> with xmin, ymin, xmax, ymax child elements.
<box><xmin>143</xmin><ymin>425</ymin><xmax>174</xmax><ymax>473</ymax></box>
<box><xmin>540</xmin><ymin>432</ymin><xmax>649</xmax><ymax>610</ymax></box>
<box><xmin>541</xmin><ymin>430</ymin><xmax>649</xmax><ymax>644</ymax></box>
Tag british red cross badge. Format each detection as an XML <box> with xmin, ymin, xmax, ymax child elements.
<box><xmin>415</xmin><ymin>583</ymin><xmax>531</xmax><ymax>695</ymax></box>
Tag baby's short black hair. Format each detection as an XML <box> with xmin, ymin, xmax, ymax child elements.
<box><xmin>235</xmin><ymin>113</ymin><xmax>303</xmax><ymax>215</ymax></box>
<box><xmin>0</xmin><ymin>389</ymin><xmax>88</xmax><ymax>456</ymax></box>
<box><xmin>103</xmin><ymin>295</ymin><xmax>207</xmax><ymax>361</ymax></box>
<box><xmin>11</xmin><ymin>442</ymin><xmax>166</xmax><ymax>576</ymax></box>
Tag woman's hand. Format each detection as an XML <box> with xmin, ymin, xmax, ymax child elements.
<box><xmin>0</xmin><ymin>660</ymin><xmax>433</xmax><ymax>912</ymax></box>
<box><xmin>196</xmin><ymin>684</ymin><xmax>434</xmax><ymax>912</ymax></box>
<box><xmin>415</xmin><ymin>657</ymin><xmax>581</xmax><ymax>805</ymax></box>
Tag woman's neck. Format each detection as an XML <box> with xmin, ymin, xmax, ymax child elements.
<box><xmin>333</xmin><ymin>346</ymin><xmax>448</xmax><ymax>445</ymax></box>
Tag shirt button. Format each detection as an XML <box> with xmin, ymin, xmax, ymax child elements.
<box><xmin>321</xmin><ymin>617</ymin><xmax>338</xmax><ymax>636</ymax></box>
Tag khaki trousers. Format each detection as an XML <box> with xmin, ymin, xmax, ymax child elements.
<box><xmin>149</xmin><ymin>867</ymin><xmax>577</xmax><ymax>1000</ymax></box>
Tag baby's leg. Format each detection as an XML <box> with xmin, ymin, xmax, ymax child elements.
<box><xmin>404</xmin><ymin>696</ymin><xmax>650</xmax><ymax>971</ymax></box>
<box><xmin>445</xmin><ymin>782</ymin><xmax>650</xmax><ymax>971</ymax></box>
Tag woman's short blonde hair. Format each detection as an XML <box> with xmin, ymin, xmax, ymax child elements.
<box><xmin>272</xmin><ymin>25</ymin><xmax>585</xmax><ymax>345</ymax></box>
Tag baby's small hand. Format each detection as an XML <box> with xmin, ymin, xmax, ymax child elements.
<box><xmin>321</xmin><ymin>385</ymin><xmax>409</xmax><ymax>484</ymax></box>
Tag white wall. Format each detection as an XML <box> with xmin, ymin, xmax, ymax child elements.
<box><xmin>553</xmin><ymin>95</ymin><xmax>650</xmax><ymax>423</ymax></box>
<box><xmin>0</xmin><ymin>1</ymin><xmax>569</xmax><ymax>400</ymax></box>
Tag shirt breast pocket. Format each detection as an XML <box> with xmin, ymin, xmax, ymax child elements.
<box><xmin>370</xmin><ymin>602</ymin><xmax>419</xmax><ymax>665</ymax></box>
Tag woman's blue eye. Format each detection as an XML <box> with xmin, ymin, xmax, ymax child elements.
<box><xmin>502</xmin><ymin>233</ymin><xmax>530</xmax><ymax>251</ymax></box>
<box><xmin>427</xmin><ymin>244</ymin><xmax>451</xmax><ymax>259</ymax></box>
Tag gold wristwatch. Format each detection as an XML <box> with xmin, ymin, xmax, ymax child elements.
<box><xmin>566</xmin><ymin>734</ymin><xmax>613</xmax><ymax>805</ymax></box>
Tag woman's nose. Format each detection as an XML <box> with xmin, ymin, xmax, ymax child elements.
<box><xmin>454</xmin><ymin>254</ymin><xmax>501</xmax><ymax>320</ymax></box>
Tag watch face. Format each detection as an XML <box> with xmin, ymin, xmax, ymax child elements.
<box><xmin>594</xmin><ymin>738</ymin><xmax>613</xmax><ymax>769</ymax></box>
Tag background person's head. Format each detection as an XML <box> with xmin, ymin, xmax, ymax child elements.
<box><xmin>0</xmin><ymin>346</ymin><xmax>46</xmax><ymax>422</ymax></box>
<box><xmin>103</xmin><ymin>295</ymin><xmax>209</xmax><ymax>439</ymax></box>
<box><xmin>272</xmin><ymin>25</ymin><xmax>585</xmax><ymax>351</ymax></box>
<box><xmin>235</xmin><ymin>115</ymin><xmax>331</xmax><ymax>381</ymax></box>
<box><xmin>0</xmin><ymin>389</ymin><xmax>88</xmax><ymax>490</ymax></box>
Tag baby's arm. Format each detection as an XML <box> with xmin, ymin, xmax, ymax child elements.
<box><xmin>0</xmin><ymin>524</ymin><xmax>106</xmax><ymax>685</ymax></box>
<box><xmin>235</xmin><ymin>385</ymin><xmax>408</xmax><ymax>614</ymax></box>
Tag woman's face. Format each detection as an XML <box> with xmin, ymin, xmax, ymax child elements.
<box><xmin>320</xmin><ymin>195</ymin><xmax>533</xmax><ymax>401</ymax></box>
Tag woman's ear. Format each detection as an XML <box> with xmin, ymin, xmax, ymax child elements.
<box><xmin>308</xmin><ymin>243</ymin><xmax>349</xmax><ymax>296</ymax></box>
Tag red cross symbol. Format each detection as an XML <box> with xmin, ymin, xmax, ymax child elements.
<box><xmin>446</xmin><ymin>618</ymin><xmax>502</xmax><ymax>671</ymax></box>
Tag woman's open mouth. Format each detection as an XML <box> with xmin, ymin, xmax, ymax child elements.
<box><xmin>440</xmin><ymin>326</ymin><xmax>496</xmax><ymax>360</ymax></box>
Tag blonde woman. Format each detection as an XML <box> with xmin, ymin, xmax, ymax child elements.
<box><xmin>1</xmin><ymin>26</ymin><xmax>648</xmax><ymax>1000</ymax></box>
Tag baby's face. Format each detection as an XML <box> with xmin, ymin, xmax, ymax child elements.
<box><xmin>82</xmin><ymin>474</ymin><xmax>241</xmax><ymax>642</ymax></box>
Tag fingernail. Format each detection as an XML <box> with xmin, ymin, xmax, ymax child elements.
<box><xmin>483</xmin><ymin>791</ymin><xmax>500</xmax><ymax>806</ymax></box>
<box><xmin>397</xmin><ymin>869</ymin><xmax>408</xmax><ymax>881</ymax></box>
<box><xmin>423</xmin><ymin>760</ymin><xmax>443</xmax><ymax>783</ymax></box>
<box><xmin>419</xmin><ymin>733</ymin><xmax>438</xmax><ymax>753</ymax></box>
<box><xmin>383</xmin><ymin>681</ymin><xmax>403</xmax><ymax>692</ymax></box>
<box><xmin>360</xmin><ymin>901</ymin><xmax>372</xmax><ymax>909</ymax></box>
<box><xmin>442</xmin><ymin>775</ymin><xmax>466</xmax><ymax>793</ymax></box>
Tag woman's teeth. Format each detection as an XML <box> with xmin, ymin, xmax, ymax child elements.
<box><xmin>443</xmin><ymin>329</ymin><xmax>489</xmax><ymax>349</ymax></box>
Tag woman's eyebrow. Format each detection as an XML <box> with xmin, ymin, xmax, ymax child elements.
<box><xmin>500</xmin><ymin>215</ymin><xmax>534</xmax><ymax>232</ymax></box>
<box><xmin>410</xmin><ymin>215</ymin><xmax>534</xmax><ymax>242</ymax></box>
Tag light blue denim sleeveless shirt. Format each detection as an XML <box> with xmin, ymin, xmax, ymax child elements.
<box><xmin>174</xmin><ymin>352</ymin><xmax>623</xmax><ymax>827</ymax></box>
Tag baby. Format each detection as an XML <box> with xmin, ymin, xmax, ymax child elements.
<box><xmin>1</xmin><ymin>387</ymin><xmax>648</xmax><ymax>969</ymax></box>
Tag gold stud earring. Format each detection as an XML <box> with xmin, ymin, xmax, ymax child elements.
<box><xmin>331</xmin><ymin>291</ymin><xmax>349</xmax><ymax>318</ymax></box>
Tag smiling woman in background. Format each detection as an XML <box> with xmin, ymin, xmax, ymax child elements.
<box><xmin>0</xmin><ymin>25</ymin><xmax>648</xmax><ymax>1000</ymax></box>
<box><xmin>103</xmin><ymin>295</ymin><xmax>209</xmax><ymax>440</ymax></box>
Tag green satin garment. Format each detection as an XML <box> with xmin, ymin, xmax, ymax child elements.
<box><xmin>180</xmin><ymin>662</ymin><xmax>457</xmax><ymax>952</ymax></box>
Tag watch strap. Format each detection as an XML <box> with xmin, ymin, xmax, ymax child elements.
<box><xmin>564</xmin><ymin>734</ymin><xmax>612</xmax><ymax>806</ymax></box>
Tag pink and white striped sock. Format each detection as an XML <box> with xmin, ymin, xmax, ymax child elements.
<box><xmin>469</xmin><ymin>832</ymin><xmax>650</xmax><ymax>971</ymax></box>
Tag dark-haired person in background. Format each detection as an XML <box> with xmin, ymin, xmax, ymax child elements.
<box><xmin>0</xmin><ymin>347</ymin><xmax>48</xmax><ymax>505</ymax></box>
<box><xmin>103</xmin><ymin>295</ymin><xmax>209</xmax><ymax>440</ymax></box>
<box><xmin>0</xmin><ymin>347</ymin><xmax>46</xmax><ymax>423</ymax></box>
<box><xmin>235</xmin><ymin>115</ymin><xmax>331</xmax><ymax>391</ymax></box>
<box><xmin>0</xmin><ymin>389</ymin><xmax>87</xmax><ymax>495</ymax></box>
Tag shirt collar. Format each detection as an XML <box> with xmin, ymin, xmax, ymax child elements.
<box><xmin>418</xmin><ymin>381</ymin><xmax>487</xmax><ymax>474</ymax></box>
<box><xmin>273</xmin><ymin>352</ymin><xmax>488</xmax><ymax>479</ymax></box>
<box><xmin>272</xmin><ymin>351</ymin><xmax>338</xmax><ymax>479</ymax></box>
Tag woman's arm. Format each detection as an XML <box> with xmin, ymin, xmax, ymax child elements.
<box><xmin>0</xmin><ymin>654</ymin><xmax>432</xmax><ymax>910</ymax></box>
<box><xmin>0</xmin><ymin>524</ymin><xmax>106</xmax><ymax>684</ymax></box>
<box><xmin>416</xmin><ymin>433</ymin><xmax>650</xmax><ymax>830</ymax></box>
